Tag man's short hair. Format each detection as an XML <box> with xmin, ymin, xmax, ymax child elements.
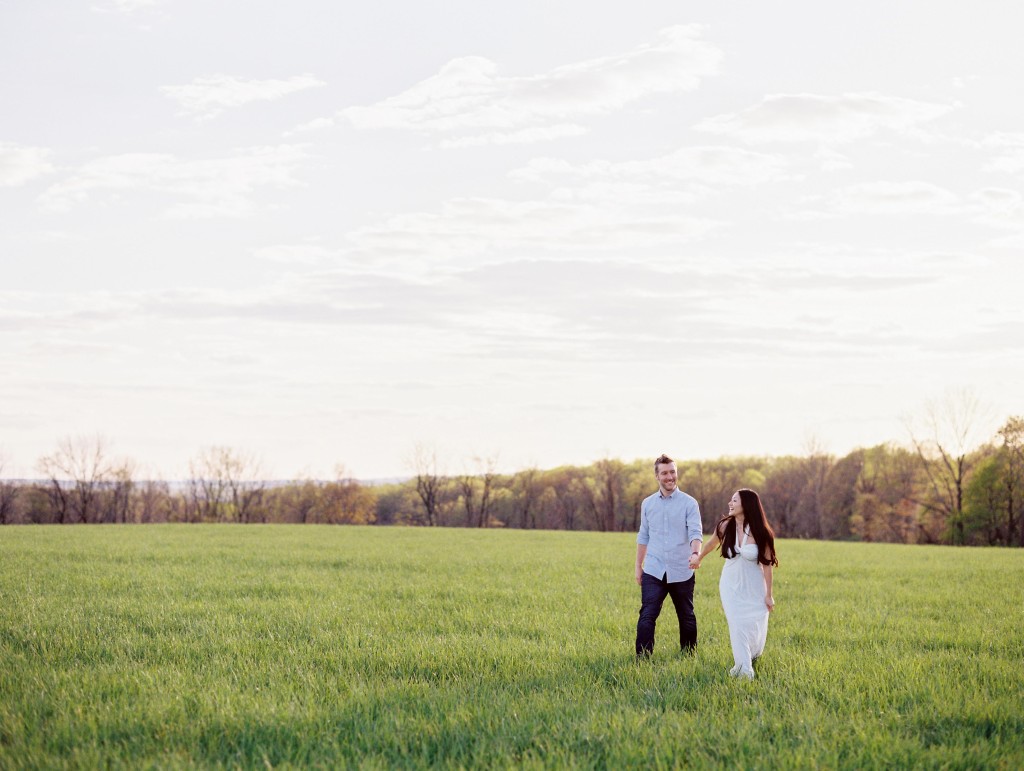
<box><xmin>654</xmin><ymin>454</ymin><xmax>674</xmax><ymax>473</ymax></box>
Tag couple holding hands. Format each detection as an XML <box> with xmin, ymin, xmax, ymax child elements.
<box><xmin>634</xmin><ymin>454</ymin><xmax>778</xmax><ymax>679</ymax></box>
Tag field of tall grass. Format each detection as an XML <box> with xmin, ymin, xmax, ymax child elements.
<box><xmin>1</xmin><ymin>525</ymin><xmax>1022</xmax><ymax>769</ymax></box>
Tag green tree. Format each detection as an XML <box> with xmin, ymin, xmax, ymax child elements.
<box><xmin>820</xmin><ymin>449</ymin><xmax>863</xmax><ymax>540</ymax></box>
<box><xmin>581</xmin><ymin>458</ymin><xmax>625</xmax><ymax>532</ymax></box>
<box><xmin>539</xmin><ymin>466</ymin><xmax>586</xmax><ymax>530</ymax></box>
<box><xmin>850</xmin><ymin>444</ymin><xmax>920</xmax><ymax>543</ymax></box>
<box><xmin>962</xmin><ymin>454</ymin><xmax>1007</xmax><ymax>545</ymax></box>
<box><xmin>761</xmin><ymin>457</ymin><xmax>806</xmax><ymax>537</ymax></box>
<box><xmin>997</xmin><ymin>416</ymin><xmax>1024</xmax><ymax>546</ymax></box>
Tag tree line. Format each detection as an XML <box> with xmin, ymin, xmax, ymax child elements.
<box><xmin>2</xmin><ymin>410</ymin><xmax>1021</xmax><ymax>547</ymax></box>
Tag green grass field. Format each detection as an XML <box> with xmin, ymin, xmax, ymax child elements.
<box><xmin>1</xmin><ymin>525</ymin><xmax>1022</xmax><ymax>769</ymax></box>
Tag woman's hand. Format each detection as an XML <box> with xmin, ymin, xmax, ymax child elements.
<box><xmin>765</xmin><ymin>594</ymin><xmax>775</xmax><ymax>612</ymax></box>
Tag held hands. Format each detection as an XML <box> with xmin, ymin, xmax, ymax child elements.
<box><xmin>689</xmin><ymin>553</ymin><xmax>701</xmax><ymax>570</ymax></box>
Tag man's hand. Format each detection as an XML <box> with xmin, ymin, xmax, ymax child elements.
<box><xmin>635</xmin><ymin>565</ymin><xmax>644</xmax><ymax>585</ymax></box>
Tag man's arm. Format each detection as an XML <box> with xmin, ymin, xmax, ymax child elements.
<box><xmin>690</xmin><ymin>533</ymin><xmax>718</xmax><ymax>569</ymax></box>
<box><xmin>687</xmin><ymin>500</ymin><xmax>704</xmax><ymax>566</ymax></box>
<box><xmin>635</xmin><ymin>502</ymin><xmax>649</xmax><ymax>585</ymax></box>
<box><xmin>635</xmin><ymin>544</ymin><xmax>647</xmax><ymax>585</ymax></box>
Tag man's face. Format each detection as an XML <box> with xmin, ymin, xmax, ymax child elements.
<box><xmin>656</xmin><ymin>462</ymin><xmax>678</xmax><ymax>494</ymax></box>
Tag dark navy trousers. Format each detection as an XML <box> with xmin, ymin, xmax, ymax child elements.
<box><xmin>635</xmin><ymin>571</ymin><xmax>697</xmax><ymax>656</ymax></box>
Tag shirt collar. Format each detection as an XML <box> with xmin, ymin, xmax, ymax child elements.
<box><xmin>658</xmin><ymin>488</ymin><xmax>679</xmax><ymax>499</ymax></box>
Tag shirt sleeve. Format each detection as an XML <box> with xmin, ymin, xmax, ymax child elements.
<box><xmin>687</xmin><ymin>499</ymin><xmax>704</xmax><ymax>544</ymax></box>
<box><xmin>637</xmin><ymin>501</ymin><xmax>650</xmax><ymax>545</ymax></box>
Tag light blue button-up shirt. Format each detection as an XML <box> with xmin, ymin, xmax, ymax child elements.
<box><xmin>637</xmin><ymin>488</ymin><xmax>704</xmax><ymax>582</ymax></box>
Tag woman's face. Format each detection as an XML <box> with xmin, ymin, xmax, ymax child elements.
<box><xmin>728</xmin><ymin>492</ymin><xmax>743</xmax><ymax>517</ymax></box>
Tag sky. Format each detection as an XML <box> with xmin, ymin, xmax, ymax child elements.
<box><xmin>2</xmin><ymin>1</ymin><xmax>1023</xmax><ymax>481</ymax></box>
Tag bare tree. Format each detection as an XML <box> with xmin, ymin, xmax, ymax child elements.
<box><xmin>137</xmin><ymin>478</ymin><xmax>173</xmax><ymax>523</ymax></box>
<box><xmin>680</xmin><ymin>460</ymin><xmax>747</xmax><ymax>534</ymax></box>
<box><xmin>321</xmin><ymin>465</ymin><xmax>377</xmax><ymax>524</ymax></box>
<box><xmin>274</xmin><ymin>477</ymin><xmax>322</xmax><ymax>523</ymax></box>
<box><xmin>759</xmin><ymin>437</ymin><xmax>835</xmax><ymax>539</ymax></box>
<box><xmin>410</xmin><ymin>443</ymin><xmax>445</xmax><ymax>526</ymax></box>
<box><xmin>621</xmin><ymin>462</ymin><xmax>650</xmax><ymax>533</ymax></box>
<box><xmin>680</xmin><ymin>461</ymin><xmax>719</xmax><ymax>529</ymax></box>
<box><xmin>543</xmin><ymin>467</ymin><xmax>586</xmax><ymax>530</ymax></box>
<box><xmin>103</xmin><ymin>460</ymin><xmax>137</xmax><ymax>523</ymax></box>
<box><xmin>906</xmin><ymin>390</ymin><xmax>990</xmax><ymax>544</ymax></box>
<box><xmin>227</xmin><ymin>456</ymin><xmax>267</xmax><ymax>524</ymax></box>
<box><xmin>456</xmin><ymin>473</ymin><xmax>477</xmax><ymax>527</ymax></box>
<box><xmin>583</xmin><ymin>458</ymin><xmax>625</xmax><ymax>532</ymax></box>
<box><xmin>0</xmin><ymin>454</ymin><xmax>20</xmax><ymax>525</ymax></box>
<box><xmin>799</xmin><ymin>436</ymin><xmax>833</xmax><ymax>539</ymax></box>
<box><xmin>188</xmin><ymin>448</ymin><xmax>229</xmax><ymax>522</ymax></box>
<box><xmin>761</xmin><ymin>457</ymin><xmax>805</xmax><ymax>537</ymax></box>
<box><xmin>512</xmin><ymin>464</ymin><xmax>541</xmax><ymax>529</ymax></box>
<box><xmin>188</xmin><ymin>446</ymin><xmax>266</xmax><ymax>523</ymax></box>
<box><xmin>37</xmin><ymin>435</ymin><xmax>111</xmax><ymax>524</ymax></box>
<box><xmin>458</xmin><ymin>455</ymin><xmax>498</xmax><ymax>528</ymax></box>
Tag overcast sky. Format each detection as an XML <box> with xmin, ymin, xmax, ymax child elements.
<box><xmin>2</xmin><ymin>1</ymin><xmax>1022</xmax><ymax>480</ymax></box>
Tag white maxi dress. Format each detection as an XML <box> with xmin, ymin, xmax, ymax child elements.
<box><xmin>719</xmin><ymin>526</ymin><xmax>769</xmax><ymax>678</ymax></box>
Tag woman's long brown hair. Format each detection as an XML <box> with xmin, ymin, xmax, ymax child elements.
<box><xmin>714</xmin><ymin>488</ymin><xmax>778</xmax><ymax>567</ymax></box>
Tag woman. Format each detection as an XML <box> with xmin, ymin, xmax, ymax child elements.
<box><xmin>690</xmin><ymin>488</ymin><xmax>778</xmax><ymax>679</ymax></box>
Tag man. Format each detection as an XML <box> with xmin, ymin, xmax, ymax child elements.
<box><xmin>635</xmin><ymin>453</ymin><xmax>704</xmax><ymax>658</ymax></box>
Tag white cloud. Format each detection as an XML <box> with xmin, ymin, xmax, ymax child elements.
<box><xmin>342</xmin><ymin>195</ymin><xmax>721</xmax><ymax>270</ymax></box>
<box><xmin>253</xmin><ymin>243</ymin><xmax>342</xmax><ymax>265</ymax></box>
<box><xmin>830</xmin><ymin>181</ymin><xmax>960</xmax><ymax>215</ymax></box>
<box><xmin>788</xmin><ymin>181</ymin><xmax>964</xmax><ymax>220</ymax></box>
<box><xmin>336</xmin><ymin>25</ymin><xmax>722</xmax><ymax>145</ymax></box>
<box><xmin>91</xmin><ymin>0</ymin><xmax>160</xmax><ymax>13</ymax></box>
<box><xmin>969</xmin><ymin>187</ymin><xmax>1024</xmax><ymax>232</ymax></box>
<box><xmin>161</xmin><ymin>74</ymin><xmax>326</xmax><ymax>120</ymax></box>
<box><xmin>0</xmin><ymin>259</ymin><xmax>964</xmax><ymax>365</ymax></box>
<box><xmin>989</xmin><ymin>231</ymin><xmax>1024</xmax><ymax>248</ymax></box>
<box><xmin>39</xmin><ymin>145</ymin><xmax>309</xmax><ymax>218</ymax></box>
<box><xmin>284</xmin><ymin>117</ymin><xmax>338</xmax><ymax>136</ymax></box>
<box><xmin>983</xmin><ymin>138</ymin><xmax>1024</xmax><ymax>175</ymax></box>
<box><xmin>981</xmin><ymin>132</ymin><xmax>1024</xmax><ymax>148</ymax></box>
<box><xmin>971</xmin><ymin>187</ymin><xmax>1021</xmax><ymax>211</ymax></box>
<box><xmin>694</xmin><ymin>92</ymin><xmax>954</xmax><ymax>144</ymax></box>
<box><xmin>439</xmin><ymin>124</ymin><xmax>588</xmax><ymax>148</ymax></box>
<box><xmin>985</xmin><ymin>150</ymin><xmax>1024</xmax><ymax>174</ymax></box>
<box><xmin>505</xmin><ymin>146</ymin><xmax>790</xmax><ymax>216</ymax></box>
<box><xmin>511</xmin><ymin>145</ymin><xmax>790</xmax><ymax>188</ymax></box>
<box><xmin>0</xmin><ymin>142</ymin><xmax>56</xmax><ymax>186</ymax></box>
<box><xmin>322</xmin><ymin>145</ymin><xmax>790</xmax><ymax>270</ymax></box>
<box><xmin>814</xmin><ymin>148</ymin><xmax>854</xmax><ymax>172</ymax></box>
<box><xmin>546</xmin><ymin>182</ymin><xmax>702</xmax><ymax>207</ymax></box>
<box><xmin>977</xmin><ymin>133</ymin><xmax>1024</xmax><ymax>174</ymax></box>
